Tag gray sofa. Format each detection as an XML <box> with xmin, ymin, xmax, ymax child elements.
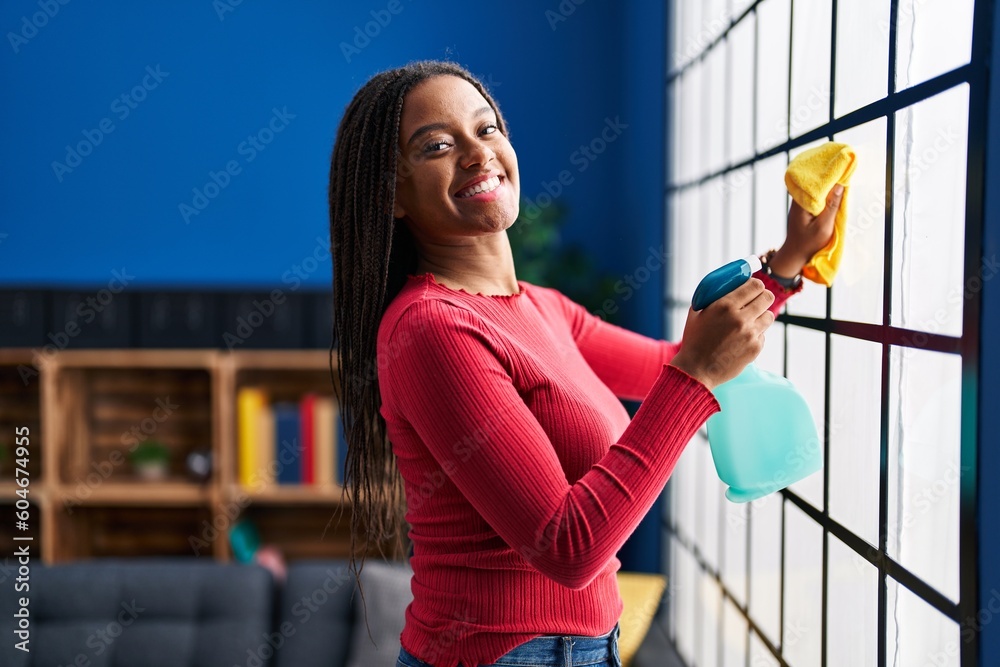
<box><xmin>0</xmin><ymin>558</ymin><xmax>672</xmax><ymax>666</ymax></box>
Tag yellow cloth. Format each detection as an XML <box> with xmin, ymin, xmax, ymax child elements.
<box><xmin>616</xmin><ymin>572</ymin><xmax>667</xmax><ymax>666</ymax></box>
<box><xmin>784</xmin><ymin>142</ymin><xmax>857</xmax><ymax>286</ymax></box>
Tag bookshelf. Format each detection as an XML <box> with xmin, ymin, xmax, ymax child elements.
<box><xmin>0</xmin><ymin>348</ymin><xmax>368</xmax><ymax>564</ymax></box>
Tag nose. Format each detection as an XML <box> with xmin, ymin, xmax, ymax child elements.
<box><xmin>459</xmin><ymin>136</ymin><xmax>495</xmax><ymax>170</ymax></box>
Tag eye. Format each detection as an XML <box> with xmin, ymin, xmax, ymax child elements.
<box><xmin>423</xmin><ymin>140</ymin><xmax>451</xmax><ymax>154</ymax></box>
<box><xmin>481</xmin><ymin>123</ymin><xmax>498</xmax><ymax>136</ymax></box>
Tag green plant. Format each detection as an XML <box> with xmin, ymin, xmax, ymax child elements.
<box><xmin>128</xmin><ymin>440</ymin><xmax>171</xmax><ymax>465</ymax></box>
<box><xmin>509</xmin><ymin>200</ymin><xmax>619</xmax><ymax>322</ymax></box>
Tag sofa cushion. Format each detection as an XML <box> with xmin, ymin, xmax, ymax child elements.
<box><xmin>0</xmin><ymin>558</ymin><xmax>273</xmax><ymax>667</ymax></box>
<box><xmin>345</xmin><ymin>560</ymin><xmax>413</xmax><ymax>667</ymax></box>
<box><xmin>271</xmin><ymin>559</ymin><xmax>356</xmax><ymax>667</ymax></box>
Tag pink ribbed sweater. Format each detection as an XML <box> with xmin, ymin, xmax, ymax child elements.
<box><xmin>376</xmin><ymin>271</ymin><xmax>797</xmax><ymax>667</ymax></box>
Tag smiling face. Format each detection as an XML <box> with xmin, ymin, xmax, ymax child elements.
<box><xmin>393</xmin><ymin>75</ymin><xmax>520</xmax><ymax>243</ymax></box>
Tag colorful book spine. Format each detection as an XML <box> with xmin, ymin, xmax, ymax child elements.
<box><xmin>256</xmin><ymin>400</ymin><xmax>275</xmax><ymax>490</ymax></box>
<box><xmin>300</xmin><ymin>393</ymin><xmax>316</xmax><ymax>485</ymax></box>
<box><xmin>274</xmin><ymin>402</ymin><xmax>301</xmax><ymax>484</ymax></box>
<box><xmin>313</xmin><ymin>395</ymin><xmax>336</xmax><ymax>490</ymax></box>
<box><xmin>236</xmin><ymin>387</ymin><xmax>268</xmax><ymax>488</ymax></box>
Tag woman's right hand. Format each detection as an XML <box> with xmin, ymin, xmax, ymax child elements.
<box><xmin>669</xmin><ymin>278</ymin><xmax>776</xmax><ymax>391</ymax></box>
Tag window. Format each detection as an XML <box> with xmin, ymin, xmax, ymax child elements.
<box><xmin>663</xmin><ymin>1</ymin><xmax>986</xmax><ymax>665</ymax></box>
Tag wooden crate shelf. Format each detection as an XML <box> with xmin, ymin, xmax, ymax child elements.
<box><xmin>0</xmin><ymin>348</ymin><xmax>356</xmax><ymax>564</ymax></box>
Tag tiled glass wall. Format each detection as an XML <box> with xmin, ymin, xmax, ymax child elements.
<box><xmin>662</xmin><ymin>1</ymin><xmax>985</xmax><ymax>665</ymax></box>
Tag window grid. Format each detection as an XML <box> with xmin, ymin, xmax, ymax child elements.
<box><xmin>662</xmin><ymin>0</ymin><xmax>987</xmax><ymax>665</ymax></box>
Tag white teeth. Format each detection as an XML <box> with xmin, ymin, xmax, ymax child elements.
<box><xmin>457</xmin><ymin>176</ymin><xmax>501</xmax><ymax>198</ymax></box>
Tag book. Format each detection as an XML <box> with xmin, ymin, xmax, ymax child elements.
<box><xmin>256</xmin><ymin>400</ymin><xmax>275</xmax><ymax>490</ymax></box>
<box><xmin>313</xmin><ymin>395</ymin><xmax>337</xmax><ymax>489</ymax></box>
<box><xmin>274</xmin><ymin>402</ymin><xmax>302</xmax><ymax>484</ymax></box>
<box><xmin>236</xmin><ymin>386</ymin><xmax>268</xmax><ymax>488</ymax></box>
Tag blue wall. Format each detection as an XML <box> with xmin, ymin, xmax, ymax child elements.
<box><xmin>0</xmin><ymin>0</ymin><xmax>668</xmax><ymax>305</ymax></box>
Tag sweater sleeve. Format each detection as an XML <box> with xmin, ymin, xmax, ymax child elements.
<box><xmin>548</xmin><ymin>272</ymin><xmax>802</xmax><ymax>400</ymax></box>
<box><xmin>380</xmin><ymin>300</ymin><xmax>720</xmax><ymax>590</ymax></box>
<box><xmin>548</xmin><ymin>291</ymin><xmax>680</xmax><ymax>402</ymax></box>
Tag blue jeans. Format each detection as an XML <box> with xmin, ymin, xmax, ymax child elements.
<box><xmin>396</xmin><ymin>623</ymin><xmax>621</xmax><ymax>667</ymax></box>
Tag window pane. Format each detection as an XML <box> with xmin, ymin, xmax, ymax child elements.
<box><xmin>896</xmin><ymin>0</ymin><xmax>975</xmax><ymax>91</ymax></box>
<box><xmin>704</xmin><ymin>180</ymin><xmax>728</xmax><ymax>273</ymax></box>
<box><xmin>674</xmin><ymin>538</ymin><xmax>699</xmax><ymax>664</ymax></box>
<box><xmin>886</xmin><ymin>579</ymin><xmax>961</xmax><ymax>666</ymax></box>
<box><xmin>749</xmin><ymin>494</ymin><xmax>782</xmax><ymax>645</ymax></box>
<box><xmin>783</xmin><ymin>502</ymin><xmax>823</xmax><ymax>667</ymax></box>
<box><xmin>829</xmin><ymin>334</ymin><xmax>881</xmax><ymax>546</ymax></box>
<box><xmin>828</xmin><ymin>535</ymin><xmax>878</xmax><ymax>667</ymax></box>
<box><xmin>722</xmin><ymin>598</ymin><xmax>748</xmax><ymax>667</ymax></box>
<box><xmin>756</xmin><ymin>0</ymin><xmax>791</xmax><ymax>152</ymax></box>
<box><xmin>705</xmin><ymin>44</ymin><xmax>727</xmax><ymax>176</ymax></box>
<box><xmin>698</xmin><ymin>578</ymin><xmax>722</xmax><ymax>667</ymax></box>
<box><xmin>672</xmin><ymin>187</ymin><xmax>700</xmax><ymax>300</ymax></box>
<box><xmin>834</xmin><ymin>0</ymin><xmax>890</xmax><ymax>117</ymax></box>
<box><xmin>679</xmin><ymin>66</ymin><xmax>704</xmax><ymax>184</ymax></box>
<box><xmin>887</xmin><ymin>346</ymin><xmax>961</xmax><ymax>601</ymax></box>
<box><xmin>784</xmin><ymin>326</ymin><xmax>826</xmax><ymax>508</ymax></box>
<box><xmin>673</xmin><ymin>437</ymin><xmax>699</xmax><ymax>546</ymax></box>
<box><xmin>754</xmin><ymin>153</ymin><xmax>789</xmax><ymax>255</ymax></box>
<box><xmin>831</xmin><ymin>117</ymin><xmax>887</xmax><ymax>325</ymax></box>
<box><xmin>724</xmin><ymin>166</ymin><xmax>754</xmax><ymax>260</ymax></box>
<box><xmin>789</xmin><ymin>0</ymin><xmax>831</xmax><ymax>138</ymax></box>
<box><xmin>756</xmin><ymin>321</ymin><xmax>786</xmax><ymax>378</ymax></box>
<box><xmin>749</xmin><ymin>632</ymin><xmax>781</xmax><ymax>667</ymax></box>
<box><xmin>722</xmin><ymin>507</ymin><xmax>749</xmax><ymax>608</ymax></box>
<box><xmin>890</xmin><ymin>84</ymin><xmax>969</xmax><ymax>337</ymax></box>
<box><xmin>728</xmin><ymin>15</ymin><xmax>756</xmax><ymax>165</ymax></box>
<box><xmin>696</xmin><ymin>438</ymin><xmax>723</xmax><ymax>573</ymax></box>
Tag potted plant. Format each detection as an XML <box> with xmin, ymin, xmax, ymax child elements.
<box><xmin>129</xmin><ymin>440</ymin><xmax>171</xmax><ymax>481</ymax></box>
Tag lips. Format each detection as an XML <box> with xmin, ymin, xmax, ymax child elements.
<box><xmin>454</xmin><ymin>174</ymin><xmax>503</xmax><ymax>198</ymax></box>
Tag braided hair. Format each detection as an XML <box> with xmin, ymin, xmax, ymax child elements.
<box><xmin>327</xmin><ymin>61</ymin><xmax>508</xmax><ymax>577</ymax></box>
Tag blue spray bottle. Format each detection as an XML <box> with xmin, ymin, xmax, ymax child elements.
<box><xmin>692</xmin><ymin>256</ymin><xmax>823</xmax><ymax>503</ymax></box>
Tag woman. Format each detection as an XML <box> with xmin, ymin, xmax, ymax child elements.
<box><xmin>328</xmin><ymin>61</ymin><xmax>841</xmax><ymax>667</ymax></box>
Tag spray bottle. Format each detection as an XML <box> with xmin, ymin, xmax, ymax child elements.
<box><xmin>692</xmin><ymin>256</ymin><xmax>823</xmax><ymax>503</ymax></box>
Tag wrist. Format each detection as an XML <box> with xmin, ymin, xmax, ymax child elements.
<box><xmin>668</xmin><ymin>355</ymin><xmax>718</xmax><ymax>392</ymax></box>
<box><xmin>764</xmin><ymin>245</ymin><xmax>808</xmax><ymax>279</ymax></box>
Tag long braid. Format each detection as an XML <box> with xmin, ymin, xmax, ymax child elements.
<box><xmin>327</xmin><ymin>62</ymin><xmax>508</xmax><ymax>585</ymax></box>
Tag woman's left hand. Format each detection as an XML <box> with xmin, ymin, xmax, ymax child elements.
<box><xmin>767</xmin><ymin>184</ymin><xmax>844</xmax><ymax>278</ymax></box>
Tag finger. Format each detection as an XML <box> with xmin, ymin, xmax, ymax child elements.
<box><xmin>744</xmin><ymin>286</ymin><xmax>776</xmax><ymax>317</ymax></box>
<box><xmin>755</xmin><ymin>308</ymin><xmax>776</xmax><ymax>332</ymax></box>
<box><xmin>726</xmin><ymin>277</ymin><xmax>766</xmax><ymax>307</ymax></box>
<box><xmin>825</xmin><ymin>184</ymin><xmax>845</xmax><ymax>211</ymax></box>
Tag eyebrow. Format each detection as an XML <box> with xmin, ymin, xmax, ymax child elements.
<box><xmin>406</xmin><ymin>106</ymin><xmax>495</xmax><ymax>147</ymax></box>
